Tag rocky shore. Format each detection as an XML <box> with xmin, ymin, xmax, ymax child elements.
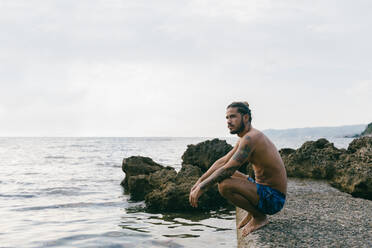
<box><xmin>237</xmin><ymin>178</ymin><xmax>372</xmax><ymax>248</ymax></box>
<box><xmin>121</xmin><ymin>135</ymin><xmax>371</xmax><ymax>247</ymax></box>
<box><xmin>121</xmin><ymin>136</ymin><xmax>371</xmax><ymax>210</ymax></box>
<box><xmin>279</xmin><ymin>136</ymin><xmax>371</xmax><ymax>200</ymax></box>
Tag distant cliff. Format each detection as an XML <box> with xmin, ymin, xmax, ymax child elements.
<box><xmin>361</xmin><ymin>122</ymin><xmax>372</xmax><ymax>136</ymax></box>
<box><xmin>263</xmin><ymin>124</ymin><xmax>366</xmax><ymax>139</ymax></box>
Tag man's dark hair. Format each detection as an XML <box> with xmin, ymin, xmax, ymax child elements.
<box><xmin>227</xmin><ymin>101</ymin><xmax>252</xmax><ymax>122</ymax></box>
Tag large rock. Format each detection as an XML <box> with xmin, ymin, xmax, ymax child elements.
<box><xmin>181</xmin><ymin>138</ymin><xmax>250</xmax><ymax>175</ymax></box>
<box><xmin>121</xmin><ymin>156</ymin><xmax>164</xmax><ymax>190</ymax></box>
<box><xmin>121</xmin><ymin>140</ymin><xmax>232</xmax><ymax>211</ymax></box>
<box><xmin>145</xmin><ymin>164</ymin><xmax>228</xmax><ymax>211</ymax></box>
<box><xmin>331</xmin><ymin>136</ymin><xmax>372</xmax><ymax>199</ymax></box>
<box><xmin>181</xmin><ymin>138</ymin><xmax>233</xmax><ymax>172</ymax></box>
<box><xmin>279</xmin><ymin>138</ymin><xmax>343</xmax><ymax>180</ymax></box>
<box><xmin>127</xmin><ymin>167</ymin><xmax>177</xmax><ymax>201</ymax></box>
<box><xmin>279</xmin><ymin>137</ymin><xmax>372</xmax><ymax>200</ymax></box>
<box><xmin>347</xmin><ymin>135</ymin><xmax>372</xmax><ymax>155</ymax></box>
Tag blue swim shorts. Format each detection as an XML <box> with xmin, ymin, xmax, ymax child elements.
<box><xmin>247</xmin><ymin>177</ymin><xmax>286</xmax><ymax>215</ymax></box>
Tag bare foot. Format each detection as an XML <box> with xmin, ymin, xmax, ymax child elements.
<box><xmin>242</xmin><ymin>216</ymin><xmax>268</xmax><ymax>237</ymax></box>
<box><xmin>237</xmin><ymin>212</ymin><xmax>252</xmax><ymax>229</ymax></box>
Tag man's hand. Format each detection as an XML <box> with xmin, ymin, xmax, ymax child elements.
<box><xmin>190</xmin><ymin>179</ymin><xmax>201</xmax><ymax>192</ymax></box>
<box><xmin>189</xmin><ymin>185</ymin><xmax>204</xmax><ymax>208</ymax></box>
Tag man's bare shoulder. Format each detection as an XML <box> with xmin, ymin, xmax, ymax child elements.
<box><xmin>246</xmin><ymin>128</ymin><xmax>279</xmax><ymax>153</ymax></box>
<box><xmin>241</xmin><ymin>128</ymin><xmax>264</xmax><ymax>143</ymax></box>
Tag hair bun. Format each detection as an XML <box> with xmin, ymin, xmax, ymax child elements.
<box><xmin>243</xmin><ymin>101</ymin><xmax>249</xmax><ymax>108</ymax></box>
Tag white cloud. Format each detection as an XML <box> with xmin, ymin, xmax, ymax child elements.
<box><xmin>188</xmin><ymin>0</ymin><xmax>271</xmax><ymax>22</ymax></box>
<box><xmin>346</xmin><ymin>80</ymin><xmax>372</xmax><ymax>106</ymax></box>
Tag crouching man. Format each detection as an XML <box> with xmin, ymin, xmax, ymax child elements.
<box><xmin>189</xmin><ymin>101</ymin><xmax>287</xmax><ymax>236</ymax></box>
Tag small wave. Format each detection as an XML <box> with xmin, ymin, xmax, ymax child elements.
<box><xmin>69</xmin><ymin>144</ymin><xmax>84</xmax><ymax>147</ymax></box>
<box><xmin>41</xmin><ymin>186</ymin><xmax>82</xmax><ymax>196</ymax></box>
<box><xmin>0</xmin><ymin>194</ymin><xmax>36</xmax><ymax>198</ymax></box>
<box><xmin>44</xmin><ymin>156</ymin><xmax>70</xmax><ymax>159</ymax></box>
<box><xmin>96</xmin><ymin>162</ymin><xmax>121</xmax><ymax>167</ymax></box>
<box><xmin>25</xmin><ymin>172</ymin><xmax>39</xmax><ymax>175</ymax></box>
<box><xmin>36</xmin><ymin>233</ymin><xmax>98</xmax><ymax>247</ymax></box>
<box><xmin>163</xmin><ymin>234</ymin><xmax>200</xmax><ymax>238</ymax></box>
<box><xmin>14</xmin><ymin>201</ymin><xmax>121</xmax><ymax>211</ymax></box>
<box><xmin>118</xmin><ymin>224</ymin><xmax>150</xmax><ymax>233</ymax></box>
<box><xmin>150</xmin><ymin>240</ymin><xmax>185</xmax><ymax>248</ymax></box>
<box><xmin>38</xmin><ymin>231</ymin><xmax>151</xmax><ymax>248</ymax></box>
<box><xmin>77</xmin><ymin>156</ymin><xmax>101</xmax><ymax>160</ymax></box>
<box><xmin>103</xmin><ymin>231</ymin><xmax>127</xmax><ymax>237</ymax></box>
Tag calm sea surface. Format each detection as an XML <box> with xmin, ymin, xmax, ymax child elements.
<box><xmin>0</xmin><ymin>136</ymin><xmax>353</xmax><ymax>248</ymax></box>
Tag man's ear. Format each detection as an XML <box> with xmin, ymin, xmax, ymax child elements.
<box><xmin>244</xmin><ymin>114</ymin><xmax>249</xmax><ymax>123</ymax></box>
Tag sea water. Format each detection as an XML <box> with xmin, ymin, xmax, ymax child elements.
<box><xmin>0</xmin><ymin>136</ymin><xmax>353</xmax><ymax>248</ymax></box>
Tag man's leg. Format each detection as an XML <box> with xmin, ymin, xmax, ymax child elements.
<box><xmin>218</xmin><ymin>177</ymin><xmax>268</xmax><ymax>236</ymax></box>
<box><xmin>232</xmin><ymin>171</ymin><xmax>249</xmax><ymax>180</ymax></box>
<box><xmin>231</xmin><ymin>172</ymin><xmax>252</xmax><ymax>228</ymax></box>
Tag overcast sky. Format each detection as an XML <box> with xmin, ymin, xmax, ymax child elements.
<box><xmin>0</xmin><ymin>0</ymin><xmax>371</xmax><ymax>137</ymax></box>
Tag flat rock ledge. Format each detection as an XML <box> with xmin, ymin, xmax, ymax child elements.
<box><xmin>236</xmin><ymin>178</ymin><xmax>372</xmax><ymax>248</ymax></box>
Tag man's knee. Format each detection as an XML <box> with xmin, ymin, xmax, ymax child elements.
<box><xmin>218</xmin><ymin>178</ymin><xmax>232</xmax><ymax>196</ymax></box>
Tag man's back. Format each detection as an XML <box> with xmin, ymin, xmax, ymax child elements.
<box><xmin>242</xmin><ymin>128</ymin><xmax>287</xmax><ymax>194</ymax></box>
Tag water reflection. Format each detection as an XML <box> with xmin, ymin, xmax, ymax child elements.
<box><xmin>119</xmin><ymin>204</ymin><xmax>236</xmax><ymax>247</ymax></box>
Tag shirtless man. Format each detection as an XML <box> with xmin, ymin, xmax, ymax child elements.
<box><xmin>189</xmin><ymin>101</ymin><xmax>287</xmax><ymax>236</ymax></box>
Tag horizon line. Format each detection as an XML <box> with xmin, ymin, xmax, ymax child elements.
<box><xmin>0</xmin><ymin>123</ymin><xmax>367</xmax><ymax>138</ymax></box>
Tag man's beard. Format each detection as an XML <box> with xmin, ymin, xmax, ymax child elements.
<box><xmin>230</xmin><ymin>119</ymin><xmax>245</xmax><ymax>134</ymax></box>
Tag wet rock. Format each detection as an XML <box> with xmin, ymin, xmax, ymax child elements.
<box><xmin>331</xmin><ymin>136</ymin><xmax>372</xmax><ymax>200</ymax></box>
<box><xmin>145</xmin><ymin>164</ymin><xmax>228</xmax><ymax>211</ymax></box>
<box><xmin>331</xmin><ymin>164</ymin><xmax>372</xmax><ymax>200</ymax></box>
<box><xmin>127</xmin><ymin>174</ymin><xmax>151</xmax><ymax>201</ymax></box>
<box><xmin>181</xmin><ymin>138</ymin><xmax>249</xmax><ymax>175</ymax></box>
<box><xmin>279</xmin><ymin>138</ymin><xmax>342</xmax><ymax>180</ymax></box>
<box><xmin>121</xmin><ymin>156</ymin><xmax>164</xmax><ymax>190</ymax></box>
<box><xmin>145</xmin><ymin>182</ymin><xmax>179</xmax><ymax>211</ymax></box>
<box><xmin>181</xmin><ymin>138</ymin><xmax>233</xmax><ymax>172</ymax></box>
<box><xmin>148</xmin><ymin>167</ymin><xmax>177</xmax><ymax>189</ymax></box>
<box><xmin>347</xmin><ymin>135</ymin><xmax>372</xmax><ymax>154</ymax></box>
<box><xmin>145</xmin><ymin>164</ymin><xmax>202</xmax><ymax>211</ymax></box>
<box><xmin>127</xmin><ymin>167</ymin><xmax>177</xmax><ymax>201</ymax></box>
<box><xmin>279</xmin><ymin>137</ymin><xmax>372</xmax><ymax>200</ymax></box>
<box><xmin>121</xmin><ymin>140</ymin><xmax>232</xmax><ymax>211</ymax></box>
<box><xmin>279</xmin><ymin>148</ymin><xmax>296</xmax><ymax>156</ymax></box>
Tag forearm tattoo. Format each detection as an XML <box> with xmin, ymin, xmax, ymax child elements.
<box><xmin>199</xmin><ymin>165</ymin><xmax>240</xmax><ymax>190</ymax></box>
<box><xmin>199</xmin><ymin>136</ymin><xmax>252</xmax><ymax>190</ymax></box>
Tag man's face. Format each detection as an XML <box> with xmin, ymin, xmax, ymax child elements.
<box><xmin>226</xmin><ymin>107</ymin><xmax>245</xmax><ymax>134</ymax></box>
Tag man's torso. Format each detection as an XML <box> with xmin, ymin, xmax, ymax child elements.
<box><xmin>240</xmin><ymin>128</ymin><xmax>287</xmax><ymax>195</ymax></box>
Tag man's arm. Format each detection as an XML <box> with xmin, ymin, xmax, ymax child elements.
<box><xmin>198</xmin><ymin>136</ymin><xmax>253</xmax><ymax>190</ymax></box>
<box><xmin>194</xmin><ymin>140</ymin><xmax>240</xmax><ymax>186</ymax></box>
